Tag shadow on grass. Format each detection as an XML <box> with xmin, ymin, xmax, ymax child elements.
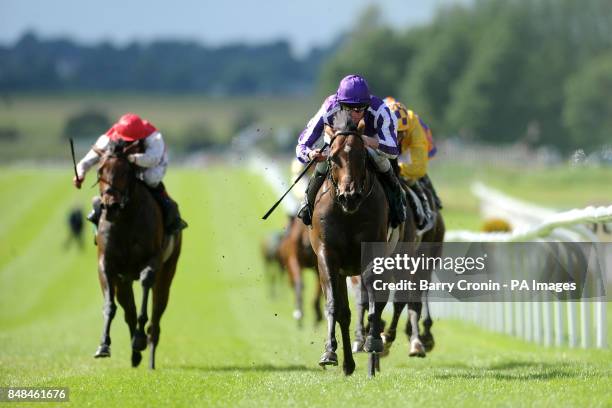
<box><xmin>175</xmin><ymin>364</ymin><xmax>320</xmax><ymax>373</ymax></box>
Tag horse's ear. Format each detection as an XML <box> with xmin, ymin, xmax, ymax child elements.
<box><xmin>357</xmin><ymin>119</ymin><xmax>366</xmax><ymax>134</ymax></box>
<box><xmin>324</xmin><ymin>124</ymin><xmax>334</xmax><ymax>138</ymax></box>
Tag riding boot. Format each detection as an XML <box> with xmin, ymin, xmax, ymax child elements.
<box><xmin>378</xmin><ymin>168</ymin><xmax>407</xmax><ymax>228</ymax></box>
<box><xmin>420</xmin><ymin>174</ymin><xmax>443</xmax><ymax>210</ymax></box>
<box><xmin>148</xmin><ymin>182</ymin><xmax>188</xmax><ymax>234</ymax></box>
<box><xmin>87</xmin><ymin>196</ymin><xmax>102</xmax><ymax>226</ymax></box>
<box><xmin>411</xmin><ymin>181</ymin><xmax>434</xmax><ymax>231</ymax></box>
<box><xmin>296</xmin><ymin>171</ymin><xmax>326</xmax><ymax>226</ymax></box>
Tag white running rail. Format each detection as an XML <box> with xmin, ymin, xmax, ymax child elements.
<box><xmin>436</xmin><ymin>183</ymin><xmax>609</xmax><ymax>349</ymax></box>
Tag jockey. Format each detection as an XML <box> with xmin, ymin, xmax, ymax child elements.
<box><xmin>384</xmin><ymin>96</ymin><xmax>443</xmax><ymax>229</ymax></box>
<box><xmin>72</xmin><ymin>113</ymin><xmax>187</xmax><ymax>234</ymax></box>
<box><xmin>296</xmin><ymin>74</ymin><xmax>407</xmax><ymax>228</ymax></box>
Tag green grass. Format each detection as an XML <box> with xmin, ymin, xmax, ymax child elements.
<box><xmin>0</xmin><ymin>167</ymin><xmax>610</xmax><ymax>407</ymax></box>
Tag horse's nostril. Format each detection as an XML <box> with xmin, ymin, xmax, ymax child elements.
<box><xmin>338</xmin><ymin>194</ymin><xmax>347</xmax><ymax>203</ymax></box>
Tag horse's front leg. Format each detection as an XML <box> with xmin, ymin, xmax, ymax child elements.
<box><xmin>115</xmin><ymin>279</ymin><xmax>139</xmax><ymax>366</ymax></box>
<box><xmin>336</xmin><ymin>274</ymin><xmax>355</xmax><ymax>375</ymax></box>
<box><xmin>317</xmin><ymin>250</ymin><xmax>339</xmax><ymax>368</ymax></box>
<box><xmin>94</xmin><ymin>259</ymin><xmax>116</xmax><ymax>358</ymax></box>
<box><xmin>132</xmin><ymin>259</ymin><xmax>160</xmax><ymax>358</ymax></box>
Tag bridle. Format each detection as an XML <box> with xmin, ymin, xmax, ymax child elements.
<box><xmin>326</xmin><ymin>130</ymin><xmax>374</xmax><ymax>205</ymax></box>
<box><xmin>93</xmin><ymin>147</ymin><xmax>135</xmax><ymax>210</ymax></box>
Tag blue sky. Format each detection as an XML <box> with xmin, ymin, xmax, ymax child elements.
<box><xmin>0</xmin><ymin>0</ymin><xmax>469</xmax><ymax>55</ymax></box>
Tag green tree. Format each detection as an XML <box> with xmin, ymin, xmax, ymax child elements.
<box><xmin>563</xmin><ymin>53</ymin><xmax>612</xmax><ymax>151</ymax></box>
<box><xmin>62</xmin><ymin>109</ymin><xmax>112</xmax><ymax>141</ymax></box>
<box><xmin>398</xmin><ymin>5</ymin><xmax>475</xmax><ymax>134</ymax></box>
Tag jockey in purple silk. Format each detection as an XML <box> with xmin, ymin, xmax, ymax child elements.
<box><xmin>295</xmin><ymin>74</ymin><xmax>407</xmax><ymax>228</ymax></box>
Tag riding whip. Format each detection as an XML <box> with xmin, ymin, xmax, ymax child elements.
<box><xmin>69</xmin><ymin>138</ymin><xmax>80</xmax><ymax>182</ymax></box>
<box><xmin>261</xmin><ymin>157</ymin><xmax>317</xmax><ymax>220</ymax></box>
<box><xmin>262</xmin><ymin>133</ymin><xmax>337</xmax><ymax>220</ymax></box>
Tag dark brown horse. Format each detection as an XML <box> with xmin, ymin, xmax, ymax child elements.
<box><xmin>309</xmin><ymin>110</ymin><xmax>397</xmax><ymax>376</ymax></box>
<box><xmin>92</xmin><ymin>140</ymin><xmax>182</xmax><ymax>369</ymax></box>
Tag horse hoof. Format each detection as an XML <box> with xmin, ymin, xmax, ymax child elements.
<box><xmin>94</xmin><ymin>344</ymin><xmax>110</xmax><ymax>358</ymax></box>
<box><xmin>292</xmin><ymin>309</ymin><xmax>303</xmax><ymax>321</ymax></box>
<box><xmin>319</xmin><ymin>351</ymin><xmax>338</xmax><ymax>367</ymax></box>
<box><xmin>381</xmin><ymin>339</ymin><xmax>393</xmax><ymax>358</ymax></box>
<box><xmin>364</xmin><ymin>336</ymin><xmax>383</xmax><ymax>353</ymax></box>
<box><xmin>131</xmin><ymin>351</ymin><xmax>142</xmax><ymax>367</ymax></box>
<box><xmin>352</xmin><ymin>339</ymin><xmax>365</xmax><ymax>353</ymax></box>
<box><xmin>343</xmin><ymin>358</ymin><xmax>356</xmax><ymax>376</ymax></box>
<box><xmin>420</xmin><ymin>334</ymin><xmax>435</xmax><ymax>352</ymax></box>
<box><xmin>132</xmin><ymin>332</ymin><xmax>147</xmax><ymax>352</ymax></box>
<box><xmin>409</xmin><ymin>338</ymin><xmax>426</xmax><ymax>358</ymax></box>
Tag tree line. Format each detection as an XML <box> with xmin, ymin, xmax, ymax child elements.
<box><xmin>0</xmin><ymin>31</ymin><xmax>337</xmax><ymax>95</ymax></box>
<box><xmin>318</xmin><ymin>0</ymin><xmax>612</xmax><ymax>153</ymax></box>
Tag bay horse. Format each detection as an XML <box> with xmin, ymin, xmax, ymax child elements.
<box><xmin>261</xmin><ymin>218</ymin><xmax>323</xmax><ymax>327</ymax></box>
<box><xmin>92</xmin><ymin>140</ymin><xmax>182</xmax><ymax>369</ymax></box>
<box><xmin>278</xmin><ymin>216</ymin><xmax>322</xmax><ymax>327</ymax></box>
<box><xmin>309</xmin><ymin>109</ymin><xmax>399</xmax><ymax>376</ymax></box>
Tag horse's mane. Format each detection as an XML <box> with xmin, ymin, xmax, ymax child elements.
<box><xmin>108</xmin><ymin>139</ymin><xmax>128</xmax><ymax>157</ymax></box>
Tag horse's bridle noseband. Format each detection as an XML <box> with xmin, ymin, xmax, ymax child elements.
<box><xmin>95</xmin><ymin>153</ymin><xmax>135</xmax><ymax>210</ymax></box>
<box><xmin>326</xmin><ymin>131</ymin><xmax>374</xmax><ymax>205</ymax></box>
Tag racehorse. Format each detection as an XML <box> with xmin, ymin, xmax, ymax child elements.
<box><xmin>92</xmin><ymin>140</ymin><xmax>182</xmax><ymax>369</ymax></box>
<box><xmin>380</xmin><ymin>189</ymin><xmax>445</xmax><ymax>357</ymax></box>
<box><xmin>278</xmin><ymin>216</ymin><xmax>322</xmax><ymax>327</ymax></box>
<box><xmin>261</xmin><ymin>218</ymin><xmax>323</xmax><ymax>327</ymax></box>
<box><xmin>309</xmin><ymin>109</ymin><xmax>400</xmax><ymax>376</ymax></box>
<box><xmin>352</xmin><ymin>180</ymin><xmax>445</xmax><ymax>358</ymax></box>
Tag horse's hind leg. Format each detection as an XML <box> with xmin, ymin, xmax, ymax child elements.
<box><xmin>95</xmin><ymin>267</ymin><xmax>116</xmax><ymax>358</ymax></box>
<box><xmin>287</xmin><ymin>255</ymin><xmax>304</xmax><ymax>327</ymax></box>
<box><xmin>148</xmin><ymin>260</ymin><xmax>178</xmax><ymax>370</ymax></box>
<box><xmin>420</xmin><ymin>290</ymin><xmax>435</xmax><ymax>352</ymax></box>
<box><xmin>115</xmin><ymin>281</ymin><xmax>139</xmax><ymax>367</ymax></box>
<box><xmin>381</xmin><ymin>301</ymin><xmax>406</xmax><ymax>357</ymax></box>
<box><xmin>407</xmin><ymin>301</ymin><xmax>426</xmax><ymax>357</ymax></box>
<box><xmin>352</xmin><ymin>278</ymin><xmax>367</xmax><ymax>353</ymax></box>
<box><xmin>133</xmin><ymin>265</ymin><xmax>156</xmax><ymax>358</ymax></box>
<box><xmin>313</xmin><ymin>269</ymin><xmax>323</xmax><ymax>326</ymax></box>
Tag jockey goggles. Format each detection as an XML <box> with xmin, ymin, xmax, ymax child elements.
<box><xmin>340</xmin><ymin>103</ymin><xmax>369</xmax><ymax>113</ymax></box>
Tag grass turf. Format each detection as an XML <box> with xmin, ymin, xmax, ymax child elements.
<box><xmin>0</xmin><ymin>167</ymin><xmax>610</xmax><ymax>407</ymax></box>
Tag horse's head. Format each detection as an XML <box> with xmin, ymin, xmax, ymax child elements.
<box><xmin>327</xmin><ymin>109</ymin><xmax>370</xmax><ymax>214</ymax></box>
<box><xmin>95</xmin><ymin>140</ymin><xmax>140</xmax><ymax>219</ymax></box>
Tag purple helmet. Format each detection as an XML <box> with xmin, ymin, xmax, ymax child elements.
<box><xmin>336</xmin><ymin>75</ymin><xmax>371</xmax><ymax>105</ymax></box>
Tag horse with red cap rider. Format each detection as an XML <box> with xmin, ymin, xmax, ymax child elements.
<box><xmin>73</xmin><ymin>113</ymin><xmax>187</xmax><ymax>234</ymax></box>
<box><xmin>296</xmin><ymin>75</ymin><xmax>407</xmax><ymax>228</ymax></box>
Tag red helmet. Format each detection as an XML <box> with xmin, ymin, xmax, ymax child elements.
<box><xmin>106</xmin><ymin>113</ymin><xmax>157</xmax><ymax>142</ymax></box>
